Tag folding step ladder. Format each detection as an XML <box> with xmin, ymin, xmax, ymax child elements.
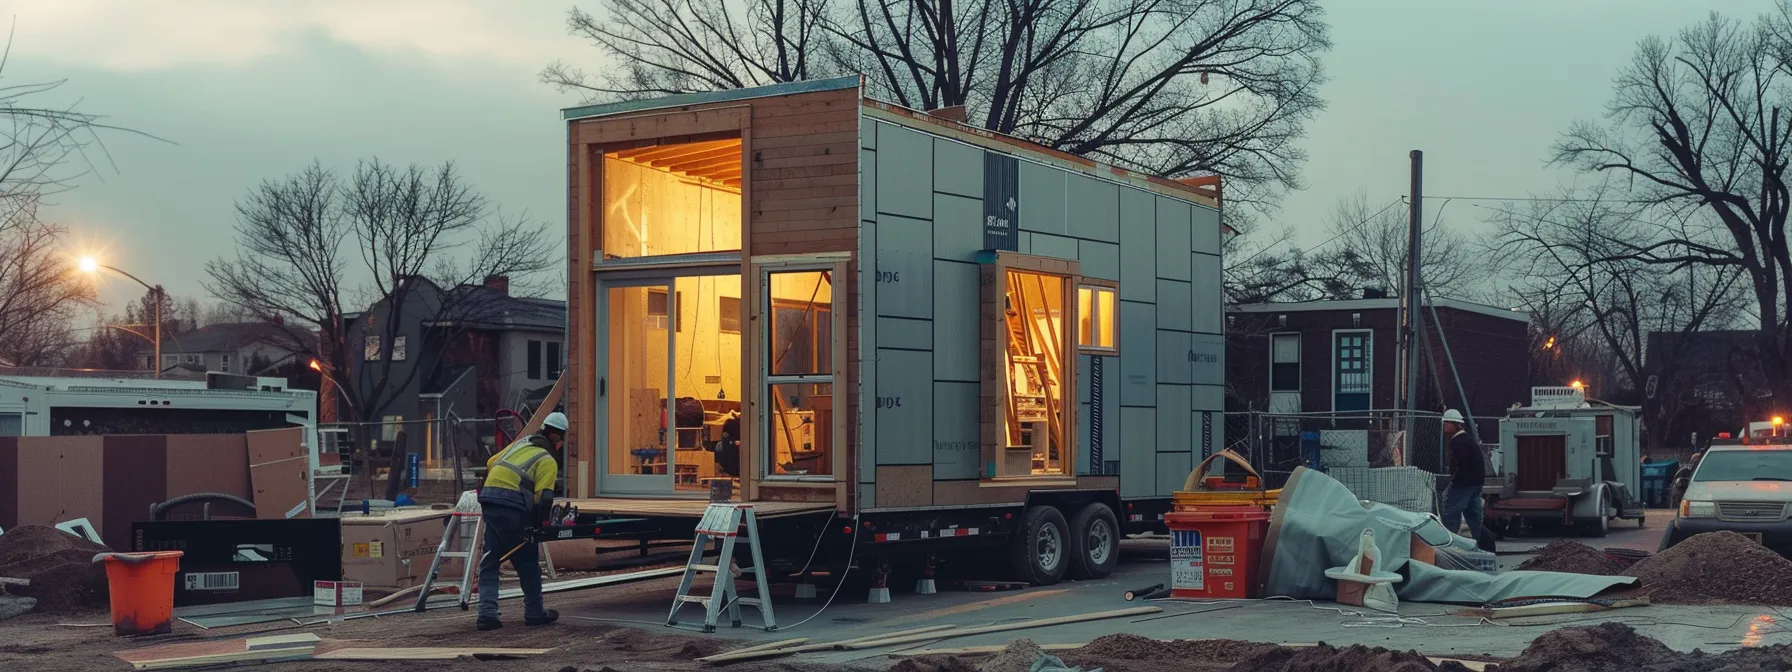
<box><xmin>415</xmin><ymin>510</ymin><xmax>483</xmax><ymax>612</ymax></box>
<box><xmin>667</xmin><ymin>503</ymin><xmax>776</xmax><ymax>632</ymax></box>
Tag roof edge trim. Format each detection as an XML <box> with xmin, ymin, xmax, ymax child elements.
<box><xmin>562</xmin><ymin>76</ymin><xmax>864</xmax><ymax>121</ymax></box>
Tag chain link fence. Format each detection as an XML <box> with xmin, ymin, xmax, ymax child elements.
<box><xmin>317</xmin><ymin>415</ymin><xmax>524</xmax><ymax>507</ymax></box>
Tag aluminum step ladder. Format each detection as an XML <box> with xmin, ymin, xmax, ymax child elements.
<box><xmin>667</xmin><ymin>503</ymin><xmax>776</xmax><ymax>632</ymax></box>
<box><xmin>415</xmin><ymin>508</ymin><xmax>483</xmax><ymax>612</ymax></box>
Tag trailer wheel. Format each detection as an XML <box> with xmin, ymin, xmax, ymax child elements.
<box><xmin>1067</xmin><ymin>503</ymin><xmax>1119</xmax><ymax>580</ymax></box>
<box><xmin>1009</xmin><ymin>505</ymin><xmax>1069</xmax><ymax>586</ymax></box>
<box><xmin>1579</xmin><ymin>494</ymin><xmax>1610</xmax><ymax>538</ymax></box>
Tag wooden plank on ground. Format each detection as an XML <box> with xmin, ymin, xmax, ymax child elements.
<box><xmin>838</xmin><ymin>607</ymin><xmax>1162</xmax><ymax>651</ymax></box>
<box><xmin>312</xmin><ymin>647</ymin><xmax>553</xmax><ymax>661</ymax></box>
<box><xmin>116</xmin><ymin>637</ymin><xmax>319</xmax><ymax>670</ymax></box>
<box><xmin>697</xmin><ymin>624</ymin><xmax>958</xmax><ymax>664</ymax></box>
<box><xmin>244</xmin><ymin>633</ymin><xmax>321</xmax><ymax>651</ymax></box>
<box><xmin>892</xmin><ymin>643</ymin><xmax>1083</xmax><ymax>658</ymax></box>
<box><xmin>721</xmin><ymin>637</ymin><xmax>808</xmax><ymax>656</ymax></box>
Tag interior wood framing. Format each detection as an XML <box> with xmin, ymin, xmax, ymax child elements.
<box><xmin>979</xmin><ymin>252</ymin><xmax>1081</xmax><ymax>483</ymax></box>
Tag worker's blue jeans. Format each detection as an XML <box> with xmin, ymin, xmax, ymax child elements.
<box><xmin>1440</xmin><ymin>484</ymin><xmax>1485</xmax><ymax>537</ymax></box>
<box><xmin>477</xmin><ymin>505</ymin><xmax>545</xmax><ymax>622</ymax></box>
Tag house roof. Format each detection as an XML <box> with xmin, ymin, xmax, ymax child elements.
<box><xmin>429</xmin><ymin>286</ymin><xmax>566</xmax><ymax>332</ymax></box>
<box><xmin>143</xmin><ymin>323</ymin><xmax>314</xmax><ymax>355</ymax></box>
<box><xmin>1227</xmin><ymin>297</ymin><xmax>1528</xmax><ymax>323</ymax></box>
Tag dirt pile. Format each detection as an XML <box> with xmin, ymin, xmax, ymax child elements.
<box><xmin>887</xmin><ymin>657</ymin><xmax>979</xmax><ymax>672</ymax></box>
<box><xmin>1225</xmin><ymin>643</ymin><xmax>1471</xmax><ymax>672</ymax></box>
<box><xmin>1498</xmin><ymin>622</ymin><xmax>1792</xmax><ymax>671</ymax></box>
<box><xmin>1624</xmin><ymin>530</ymin><xmax>1792</xmax><ymax>604</ymax></box>
<box><xmin>0</xmin><ymin>525</ymin><xmax>111</xmax><ymax>613</ymax></box>
<box><xmin>976</xmin><ymin>639</ymin><xmax>1044</xmax><ymax>672</ymax></box>
<box><xmin>1515</xmin><ymin>540</ymin><xmax>1622</xmax><ymax>575</ymax></box>
<box><xmin>1062</xmin><ymin>634</ymin><xmax>1281</xmax><ymax>672</ymax></box>
<box><xmin>597</xmin><ymin>628</ymin><xmax>730</xmax><ymax>660</ymax></box>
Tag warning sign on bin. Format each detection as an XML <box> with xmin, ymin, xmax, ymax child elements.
<box><xmin>1170</xmin><ymin>529</ymin><xmax>1204</xmax><ymax>591</ymax></box>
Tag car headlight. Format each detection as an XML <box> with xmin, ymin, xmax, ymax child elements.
<box><xmin>1680</xmin><ymin>500</ymin><xmax>1716</xmax><ymax>518</ymax></box>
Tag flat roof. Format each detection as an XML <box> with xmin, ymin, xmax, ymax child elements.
<box><xmin>1227</xmin><ymin>297</ymin><xmax>1529</xmax><ymax>323</ymax></box>
<box><xmin>562</xmin><ymin>76</ymin><xmax>863</xmax><ymax>121</ymax></box>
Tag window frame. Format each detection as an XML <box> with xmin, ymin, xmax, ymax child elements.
<box><xmin>978</xmin><ymin>252</ymin><xmax>1081</xmax><ymax>482</ymax></box>
<box><xmin>547</xmin><ymin>341</ymin><xmax>563</xmax><ymax>380</ymax></box>
<box><xmin>391</xmin><ymin>335</ymin><xmax>408</xmax><ymax>362</ymax></box>
<box><xmin>757</xmin><ymin>261</ymin><xmax>846</xmax><ymax>484</ymax></box>
<box><xmin>364</xmin><ymin>335</ymin><xmax>382</xmax><ymax>362</ymax></box>
<box><xmin>1075</xmin><ymin>281</ymin><xmax>1119</xmax><ymax>354</ymax></box>
<box><xmin>526</xmin><ymin>339</ymin><xmax>542</xmax><ymax>380</ymax></box>
<box><xmin>1269</xmin><ymin>332</ymin><xmax>1301</xmax><ymax>393</ymax></box>
<box><xmin>1331</xmin><ymin>328</ymin><xmax>1372</xmax><ymax>412</ymax></box>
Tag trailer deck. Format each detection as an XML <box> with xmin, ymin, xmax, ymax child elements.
<box><xmin>562</xmin><ymin>498</ymin><xmax>833</xmax><ymax>519</ymax></box>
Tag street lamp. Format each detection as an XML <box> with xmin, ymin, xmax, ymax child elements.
<box><xmin>80</xmin><ymin>257</ymin><xmax>164</xmax><ymax>378</ymax></box>
<box><xmin>310</xmin><ymin>359</ymin><xmax>355</xmax><ymax>416</ymax></box>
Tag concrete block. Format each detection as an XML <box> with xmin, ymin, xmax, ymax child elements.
<box><xmin>931</xmin><ymin>261</ymin><xmax>979</xmax><ymax>381</ymax></box>
<box><xmin>876</xmin><ymin>124</ymin><xmax>933</xmax><ymax>219</ymax></box>
<box><xmin>932</xmin><ymin>381</ymin><xmax>980</xmax><ymax>480</ymax></box>
<box><xmin>933</xmin><ymin>193</ymin><xmax>984</xmax><ymax>262</ymax></box>
<box><xmin>875</xmin><ymin>348</ymin><xmax>933</xmax><ymax>465</ymax></box>
<box><xmin>1119</xmin><ymin>188</ymin><xmax>1157</xmax><ymax>302</ymax></box>
<box><xmin>1156</xmin><ymin>196</ymin><xmax>1192</xmax><ymax>281</ymax></box>
<box><xmin>934</xmin><ymin>138</ymin><xmax>984</xmax><ymax>199</ymax></box>
<box><xmin>1078</xmin><ymin>240</ymin><xmax>1120</xmax><ymax>281</ymax></box>
<box><xmin>876</xmin><ymin>214</ymin><xmax>934</xmax><ymax>319</ymax></box>
<box><xmin>1066</xmin><ymin>174</ymin><xmax>1120</xmax><ymax>242</ymax></box>
<box><xmin>1018</xmin><ymin>161</ymin><xmax>1067</xmax><ymax>235</ymax></box>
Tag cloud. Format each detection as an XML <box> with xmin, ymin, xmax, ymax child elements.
<box><xmin>1</xmin><ymin>0</ymin><xmax>582</xmax><ymax>72</ymax></box>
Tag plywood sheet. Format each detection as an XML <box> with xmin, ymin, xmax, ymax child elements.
<box><xmin>1017</xmin><ymin>161</ymin><xmax>1066</xmax><ymax>235</ymax></box>
<box><xmin>874</xmin><ymin>348</ymin><xmax>933</xmax><ymax>466</ymax></box>
<box><xmin>1156</xmin><ymin>452</ymin><xmax>1193</xmax><ymax>497</ymax></box>
<box><xmin>247</xmin><ymin>428</ymin><xmax>309</xmax><ymax>520</ymax></box>
<box><xmin>930</xmin><ymin>261</ymin><xmax>980</xmax><ymax>382</ymax></box>
<box><xmin>1157</xmin><ymin>279</ymin><xmax>1194</xmax><ymax>333</ymax></box>
<box><xmin>932</xmin><ymin>193</ymin><xmax>983</xmax><ymax>262</ymax></box>
<box><xmin>874</xmin><ymin>123</ymin><xmax>933</xmax><ymax>220</ymax></box>
<box><xmin>933</xmin><ymin>137</ymin><xmax>984</xmax><ymax>199</ymax></box>
<box><xmin>860</xmin><ymin>147</ymin><xmax>877</xmax><ymax>223</ymax></box>
<box><xmin>877</xmin><ymin>317</ymin><xmax>931</xmax><ymax>351</ymax></box>
<box><xmin>1191</xmin><ymin>253</ymin><xmax>1223</xmax><ymax>334</ymax></box>
<box><xmin>1119</xmin><ymin>407</ymin><xmax>1155</xmax><ymax>498</ymax></box>
<box><xmin>314</xmin><ymin>647</ymin><xmax>551</xmax><ymax>661</ymax></box>
<box><xmin>875</xmin><ymin>213</ymin><xmax>934</xmax><ymax>319</ymax></box>
<box><xmin>1119</xmin><ymin>302</ymin><xmax>1157</xmax><ymax>407</ymax></box>
<box><xmin>0</xmin><ymin>437</ymin><xmax>16</xmax><ymax>532</ymax></box>
<box><xmin>874</xmin><ymin>466</ymin><xmax>932</xmax><ymax>508</ymax></box>
<box><xmin>1155</xmin><ymin>196</ymin><xmax>1193</xmax><ymax>281</ymax></box>
<box><xmin>1192</xmin><ymin>335</ymin><xmax>1224</xmax><ymax>386</ymax></box>
<box><xmin>932</xmin><ymin>381</ymin><xmax>980</xmax><ymax>480</ymax></box>
<box><xmin>1193</xmin><ymin>205</ymin><xmax>1222</xmax><ymax>255</ymax></box>
<box><xmin>103</xmin><ymin>435</ymin><xmax>167</xmax><ymax>551</ymax></box>
<box><xmin>1155</xmin><ymin>386</ymin><xmax>1193</xmax><ymax>454</ymax></box>
<box><xmin>1066</xmin><ymin>173</ymin><xmax>1120</xmax><ymax>243</ymax></box>
<box><xmin>1118</xmin><ymin>187</ymin><xmax>1157</xmax><ymax>303</ymax></box>
<box><xmin>165</xmin><ymin>434</ymin><xmax>251</xmax><ymax>501</ymax></box>
<box><xmin>1024</xmin><ymin>232</ymin><xmax>1077</xmax><ymax>261</ymax></box>
<box><xmin>16</xmin><ymin>436</ymin><xmax>103</xmax><ymax>533</ymax></box>
<box><xmin>1157</xmin><ymin>330</ymin><xmax>1194</xmax><ymax>385</ymax></box>
<box><xmin>1078</xmin><ymin>240</ymin><xmax>1120</xmax><ymax>281</ymax></box>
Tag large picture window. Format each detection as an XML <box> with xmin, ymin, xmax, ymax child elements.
<box><xmin>981</xmin><ymin>255</ymin><xmax>1078</xmax><ymax>480</ymax></box>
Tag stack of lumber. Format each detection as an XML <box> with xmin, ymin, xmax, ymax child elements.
<box><xmin>114</xmin><ymin>633</ymin><xmax>551</xmax><ymax>669</ymax></box>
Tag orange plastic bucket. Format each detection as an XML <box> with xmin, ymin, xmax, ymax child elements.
<box><xmin>97</xmin><ymin>551</ymin><xmax>183</xmax><ymax>636</ymax></box>
<box><xmin>1166</xmin><ymin>506</ymin><xmax>1270</xmax><ymax>600</ymax></box>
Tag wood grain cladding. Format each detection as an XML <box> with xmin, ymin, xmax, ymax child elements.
<box><xmin>566</xmin><ymin>86</ymin><xmax>861</xmax><ymax>501</ymax></box>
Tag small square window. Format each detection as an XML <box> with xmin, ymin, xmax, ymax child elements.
<box><xmin>364</xmin><ymin>335</ymin><xmax>382</xmax><ymax>361</ymax></box>
<box><xmin>391</xmin><ymin>335</ymin><xmax>408</xmax><ymax>362</ymax></box>
<box><xmin>647</xmin><ymin>290</ymin><xmax>682</xmax><ymax>331</ymax></box>
<box><xmin>1077</xmin><ymin>285</ymin><xmax>1117</xmax><ymax>352</ymax></box>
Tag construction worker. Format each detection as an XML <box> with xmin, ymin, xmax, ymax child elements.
<box><xmin>475</xmin><ymin>411</ymin><xmax>568</xmax><ymax>631</ymax></box>
<box><xmin>1439</xmin><ymin>409</ymin><xmax>1486</xmax><ymax>540</ymax></box>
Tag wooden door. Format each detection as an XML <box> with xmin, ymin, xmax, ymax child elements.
<box><xmin>1515</xmin><ymin>434</ymin><xmax>1567</xmax><ymax>491</ymax></box>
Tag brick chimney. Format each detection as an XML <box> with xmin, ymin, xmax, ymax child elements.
<box><xmin>926</xmin><ymin>105</ymin><xmax>968</xmax><ymax>123</ymax></box>
<box><xmin>484</xmin><ymin>275</ymin><xmax>509</xmax><ymax>296</ymax></box>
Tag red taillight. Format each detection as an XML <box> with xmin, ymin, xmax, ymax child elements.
<box><xmin>1004</xmin><ymin>513</ymin><xmax>1013</xmax><ymax>520</ymax></box>
<box><xmin>841</xmin><ymin>526</ymin><xmax>852</xmax><ymax>534</ymax></box>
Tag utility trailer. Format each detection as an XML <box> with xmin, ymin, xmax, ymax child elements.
<box><xmin>1486</xmin><ymin>386</ymin><xmax>1646</xmax><ymax>537</ymax></box>
<box><xmin>556</xmin><ymin>76</ymin><xmax>1225</xmax><ymax>588</ymax></box>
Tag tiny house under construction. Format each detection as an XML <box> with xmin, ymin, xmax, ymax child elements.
<box><xmin>560</xmin><ymin>77</ymin><xmax>1223</xmax><ymax>583</ymax></box>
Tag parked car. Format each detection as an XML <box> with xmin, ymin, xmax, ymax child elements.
<box><xmin>1662</xmin><ymin>441</ymin><xmax>1792</xmax><ymax>556</ymax></box>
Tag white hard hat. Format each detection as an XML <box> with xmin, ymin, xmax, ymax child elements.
<box><xmin>1441</xmin><ymin>409</ymin><xmax>1465</xmax><ymax>424</ymax></box>
<box><xmin>542</xmin><ymin>412</ymin><xmax>570</xmax><ymax>433</ymax></box>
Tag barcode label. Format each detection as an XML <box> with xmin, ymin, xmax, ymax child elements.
<box><xmin>184</xmin><ymin>572</ymin><xmax>240</xmax><ymax>591</ymax></box>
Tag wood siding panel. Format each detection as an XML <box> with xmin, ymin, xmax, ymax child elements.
<box><xmin>16</xmin><ymin>436</ymin><xmax>103</xmax><ymax>533</ymax></box>
<box><xmin>0</xmin><ymin>437</ymin><xmax>15</xmax><ymax>532</ymax></box>
<box><xmin>102</xmin><ymin>435</ymin><xmax>167</xmax><ymax>551</ymax></box>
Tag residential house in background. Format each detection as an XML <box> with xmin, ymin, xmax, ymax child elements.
<box><xmin>1642</xmin><ymin>330</ymin><xmax>1768</xmax><ymax>453</ymax></box>
<box><xmin>139</xmin><ymin>322</ymin><xmax>315</xmax><ymax>378</ymax></box>
<box><xmin>1225</xmin><ymin>294</ymin><xmax>1529</xmax><ymax>471</ymax></box>
<box><xmin>341</xmin><ymin>275</ymin><xmax>565</xmax><ymax>468</ymax></box>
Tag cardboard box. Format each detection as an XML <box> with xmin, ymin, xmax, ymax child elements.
<box><xmin>339</xmin><ymin>508</ymin><xmax>458</xmax><ymax>590</ymax></box>
<box><xmin>313</xmin><ymin>580</ymin><xmax>363</xmax><ymax>606</ymax></box>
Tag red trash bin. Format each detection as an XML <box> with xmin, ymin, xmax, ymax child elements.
<box><xmin>1166</xmin><ymin>506</ymin><xmax>1270</xmax><ymax>599</ymax></box>
<box><xmin>96</xmin><ymin>551</ymin><xmax>184</xmax><ymax>636</ymax></box>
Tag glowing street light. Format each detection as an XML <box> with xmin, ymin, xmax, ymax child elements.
<box><xmin>78</xmin><ymin>256</ymin><xmax>164</xmax><ymax>378</ymax></box>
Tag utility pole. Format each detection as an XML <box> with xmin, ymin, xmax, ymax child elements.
<box><xmin>1398</xmin><ymin>150</ymin><xmax>1424</xmax><ymax>440</ymax></box>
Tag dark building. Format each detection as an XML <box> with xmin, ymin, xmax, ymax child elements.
<box><xmin>1642</xmin><ymin>330</ymin><xmax>1768</xmax><ymax>452</ymax></box>
<box><xmin>1226</xmin><ymin>296</ymin><xmax>1530</xmax><ymax>433</ymax></box>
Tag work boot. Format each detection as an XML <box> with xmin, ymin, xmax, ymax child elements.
<box><xmin>476</xmin><ymin>616</ymin><xmax>503</xmax><ymax>631</ymax></box>
<box><xmin>525</xmin><ymin>609</ymin><xmax>560</xmax><ymax>627</ymax></box>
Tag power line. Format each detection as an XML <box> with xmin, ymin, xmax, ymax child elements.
<box><xmin>1235</xmin><ymin>196</ymin><xmax>1406</xmax><ymax>266</ymax></box>
<box><xmin>1422</xmin><ymin>195</ymin><xmax>1621</xmax><ymax>203</ymax></box>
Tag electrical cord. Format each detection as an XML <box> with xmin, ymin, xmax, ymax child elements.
<box><xmin>779</xmin><ymin>513</ymin><xmax>860</xmax><ymax>631</ymax></box>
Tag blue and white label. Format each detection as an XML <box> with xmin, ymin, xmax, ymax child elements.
<box><xmin>1170</xmin><ymin>529</ymin><xmax>1204</xmax><ymax>591</ymax></box>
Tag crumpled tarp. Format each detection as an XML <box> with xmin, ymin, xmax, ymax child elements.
<box><xmin>1261</xmin><ymin>467</ymin><xmax>1635</xmax><ymax>604</ymax></box>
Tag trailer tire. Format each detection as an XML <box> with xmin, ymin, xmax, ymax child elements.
<box><xmin>1067</xmin><ymin>503</ymin><xmax>1119</xmax><ymax>580</ymax></box>
<box><xmin>1579</xmin><ymin>494</ymin><xmax>1610</xmax><ymax>538</ymax></box>
<box><xmin>1009</xmin><ymin>505</ymin><xmax>1069</xmax><ymax>586</ymax></box>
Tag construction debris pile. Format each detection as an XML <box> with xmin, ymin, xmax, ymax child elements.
<box><xmin>1514</xmin><ymin>540</ymin><xmax>1621</xmax><ymax>575</ymax></box>
<box><xmin>1623</xmin><ymin>531</ymin><xmax>1792</xmax><ymax>605</ymax></box>
<box><xmin>897</xmin><ymin>635</ymin><xmax>1480</xmax><ymax>672</ymax></box>
<box><xmin>0</xmin><ymin>525</ymin><xmax>110</xmax><ymax>614</ymax></box>
<box><xmin>1499</xmin><ymin>622</ymin><xmax>1792</xmax><ymax>671</ymax></box>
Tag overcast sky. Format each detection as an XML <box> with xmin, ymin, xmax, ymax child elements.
<box><xmin>0</xmin><ymin>0</ymin><xmax>1772</xmax><ymax>320</ymax></box>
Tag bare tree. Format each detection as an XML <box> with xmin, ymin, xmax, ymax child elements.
<box><xmin>205</xmin><ymin>160</ymin><xmax>554</xmax><ymax>426</ymax></box>
<box><xmin>1550</xmin><ymin>8</ymin><xmax>1792</xmax><ymax>404</ymax></box>
<box><xmin>547</xmin><ymin>0</ymin><xmax>1328</xmax><ymax>210</ymax></box>
<box><xmin>0</xmin><ymin>197</ymin><xmax>92</xmax><ymax>366</ymax></box>
<box><xmin>1321</xmin><ymin>191</ymin><xmax>1484</xmax><ymax>300</ymax></box>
